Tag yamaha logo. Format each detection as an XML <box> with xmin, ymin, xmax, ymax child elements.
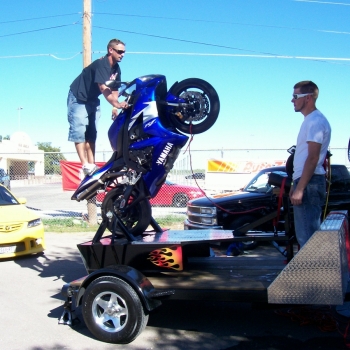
<box><xmin>156</xmin><ymin>143</ymin><xmax>173</xmax><ymax>165</ymax></box>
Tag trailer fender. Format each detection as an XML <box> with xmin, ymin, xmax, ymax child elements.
<box><xmin>63</xmin><ymin>265</ymin><xmax>173</xmax><ymax>312</ymax></box>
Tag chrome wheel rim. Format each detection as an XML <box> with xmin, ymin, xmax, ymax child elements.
<box><xmin>92</xmin><ymin>291</ymin><xmax>128</xmax><ymax>333</ymax></box>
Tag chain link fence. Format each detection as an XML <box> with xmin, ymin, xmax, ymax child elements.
<box><xmin>1</xmin><ymin>147</ymin><xmax>348</xmax><ymax>230</ymax></box>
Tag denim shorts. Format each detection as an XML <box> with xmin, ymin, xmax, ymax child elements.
<box><xmin>67</xmin><ymin>90</ymin><xmax>101</xmax><ymax>143</ymax></box>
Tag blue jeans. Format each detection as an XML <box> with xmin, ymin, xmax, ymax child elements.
<box><xmin>293</xmin><ymin>175</ymin><xmax>326</xmax><ymax>247</ymax></box>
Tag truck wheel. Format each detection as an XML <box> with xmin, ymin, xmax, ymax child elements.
<box><xmin>228</xmin><ymin>215</ymin><xmax>259</xmax><ymax>250</ymax></box>
<box><xmin>82</xmin><ymin>276</ymin><xmax>149</xmax><ymax>344</ymax></box>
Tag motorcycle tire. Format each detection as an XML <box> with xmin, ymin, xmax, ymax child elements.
<box><xmin>101</xmin><ymin>187</ymin><xmax>152</xmax><ymax>237</ymax></box>
<box><xmin>169</xmin><ymin>78</ymin><xmax>220</xmax><ymax>134</ymax></box>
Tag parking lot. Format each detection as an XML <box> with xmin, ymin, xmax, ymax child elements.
<box><xmin>11</xmin><ymin>183</ymin><xmax>187</xmax><ymax>220</ymax></box>
<box><xmin>1</xmin><ymin>182</ymin><xmax>348</xmax><ymax>349</ymax></box>
<box><xmin>1</xmin><ymin>229</ymin><xmax>348</xmax><ymax>350</ymax></box>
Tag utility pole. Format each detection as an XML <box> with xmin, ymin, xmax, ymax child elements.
<box><xmin>83</xmin><ymin>0</ymin><xmax>96</xmax><ymax>224</ymax></box>
<box><xmin>83</xmin><ymin>0</ymin><xmax>92</xmax><ymax>68</ymax></box>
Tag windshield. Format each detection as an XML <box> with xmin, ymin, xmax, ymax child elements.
<box><xmin>119</xmin><ymin>82</ymin><xmax>136</xmax><ymax>97</ymax></box>
<box><xmin>244</xmin><ymin>170</ymin><xmax>287</xmax><ymax>193</ymax></box>
<box><xmin>0</xmin><ymin>186</ymin><xmax>19</xmax><ymax>205</ymax></box>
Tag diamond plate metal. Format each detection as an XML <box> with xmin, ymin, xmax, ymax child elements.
<box><xmin>133</xmin><ymin>229</ymin><xmax>235</xmax><ymax>244</ymax></box>
<box><xmin>268</xmin><ymin>211</ymin><xmax>349</xmax><ymax>305</ymax></box>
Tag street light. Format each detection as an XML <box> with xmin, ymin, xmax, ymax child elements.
<box><xmin>17</xmin><ymin>107</ymin><xmax>23</xmax><ymax>131</ymax></box>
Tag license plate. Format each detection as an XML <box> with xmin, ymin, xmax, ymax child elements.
<box><xmin>0</xmin><ymin>246</ymin><xmax>16</xmax><ymax>254</ymax></box>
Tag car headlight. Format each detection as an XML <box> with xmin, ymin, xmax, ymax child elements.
<box><xmin>190</xmin><ymin>191</ymin><xmax>203</xmax><ymax>197</ymax></box>
<box><xmin>200</xmin><ymin>207</ymin><xmax>216</xmax><ymax>215</ymax></box>
<box><xmin>28</xmin><ymin>218</ymin><xmax>42</xmax><ymax>228</ymax></box>
<box><xmin>200</xmin><ymin>217</ymin><xmax>218</xmax><ymax>225</ymax></box>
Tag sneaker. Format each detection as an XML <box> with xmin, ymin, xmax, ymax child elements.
<box><xmin>78</xmin><ymin>168</ymin><xmax>85</xmax><ymax>180</ymax></box>
<box><xmin>82</xmin><ymin>164</ymin><xmax>99</xmax><ymax>176</ymax></box>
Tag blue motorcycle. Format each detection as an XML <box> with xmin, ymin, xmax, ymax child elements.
<box><xmin>71</xmin><ymin>74</ymin><xmax>220</xmax><ymax>239</ymax></box>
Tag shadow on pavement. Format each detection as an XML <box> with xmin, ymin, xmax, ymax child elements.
<box><xmin>13</xmin><ymin>248</ymin><xmax>85</xmax><ymax>284</ymax></box>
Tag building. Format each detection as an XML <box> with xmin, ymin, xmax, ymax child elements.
<box><xmin>0</xmin><ymin>132</ymin><xmax>44</xmax><ymax>179</ymax></box>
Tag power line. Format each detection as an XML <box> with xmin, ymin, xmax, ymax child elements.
<box><xmin>93</xmin><ymin>26</ymin><xmax>350</xmax><ymax>66</ymax></box>
<box><xmin>1</xmin><ymin>51</ymin><xmax>350</xmax><ymax>66</ymax></box>
<box><xmin>0</xmin><ymin>22</ymin><xmax>80</xmax><ymax>38</ymax></box>
<box><xmin>295</xmin><ymin>0</ymin><xmax>350</xmax><ymax>5</ymax></box>
<box><xmin>94</xmin><ymin>25</ymin><xmax>279</xmax><ymax>56</ymax></box>
<box><xmin>3</xmin><ymin>11</ymin><xmax>348</xmax><ymax>37</ymax></box>
<box><xmin>93</xmin><ymin>11</ymin><xmax>350</xmax><ymax>36</ymax></box>
<box><xmin>0</xmin><ymin>13</ymin><xmax>80</xmax><ymax>24</ymax></box>
<box><xmin>0</xmin><ymin>52</ymin><xmax>81</xmax><ymax>60</ymax></box>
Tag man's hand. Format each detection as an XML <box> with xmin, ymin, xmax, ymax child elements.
<box><xmin>289</xmin><ymin>141</ymin><xmax>320</xmax><ymax>206</ymax></box>
<box><xmin>290</xmin><ymin>187</ymin><xmax>304</xmax><ymax>206</ymax></box>
<box><xmin>116</xmin><ymin>101</ymin><xmax>128</xmax><ymax>109</ymax></box>
<box><xmin>111</xmin><ymin>108</ymin><xmax>119</xmax><ymax>120</ymax></box>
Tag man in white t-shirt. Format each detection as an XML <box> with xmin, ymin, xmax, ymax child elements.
<box><xmin>289</xmin><ymin>81</ymin><xmax>331</xmax><ymax>247</ymax></box>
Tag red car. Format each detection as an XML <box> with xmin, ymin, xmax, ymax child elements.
<box><xmin>97</xmin><ymin>180</ymin><xmax>204</xmax><ymax>208</ymax></box>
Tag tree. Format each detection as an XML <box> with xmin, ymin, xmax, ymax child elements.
<box><xmin>36</xmin><ymin>142</ymin><xmax>66</xmax><ymax>175</ymax></box>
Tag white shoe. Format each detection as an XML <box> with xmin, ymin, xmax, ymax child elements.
<box><xmin>82</xmin><ymin>164</ymin><xmax>99</xmax><ymax>176</ymax></box>
<box><xmin>79</xmin><ymin>168</ymin><xmax>85</xmax><ymax>180</ymax></box>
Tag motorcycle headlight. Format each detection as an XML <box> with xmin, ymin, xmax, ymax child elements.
<box><xmin>28</xmin><ymin>218</ymin><xmax>42</xmax><ymax>228</ymax></box>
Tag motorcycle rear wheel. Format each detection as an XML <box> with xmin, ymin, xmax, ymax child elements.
<box><xmin>101</xmin><ymin>187</ymin><xmax>152</xmax><ymax>237</ymax></box>
<box><xmin>169</xmin><ymin>78</ymin><xmax>220</xmax><ymax>134</ymax></box>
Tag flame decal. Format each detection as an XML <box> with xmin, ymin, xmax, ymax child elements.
<box><xmin>148</xmin><ymin>246</ymin><xmax>183</xmax><ymax>270</ymax></box>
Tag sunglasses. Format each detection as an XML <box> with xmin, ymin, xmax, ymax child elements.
<box><xmin>112</xmin><ymin>48</ymin><xmax>125</xmax><ymax>54</ymax></box>
<box><xmin>293</xmin><ymin>93</ymin><xmax>312</xmax><ymax>100</ymax></box>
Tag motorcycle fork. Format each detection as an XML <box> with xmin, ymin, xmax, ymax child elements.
<box><xmin>118</xmin><ymin>180</ymin><xmax>149</xmax><ymax>214</ymax></box>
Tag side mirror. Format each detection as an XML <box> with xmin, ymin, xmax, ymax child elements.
<box><xmin>17</xmin><ymin>197</ymin><xmax>27</xmax><ymax>204</ymax></box>
<box><xmin>105</xmin><ymin>80</ymin><xmax>120</xmax><ymax>89</ymax></box>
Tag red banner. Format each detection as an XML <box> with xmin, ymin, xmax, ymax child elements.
<box><xmin>60</xmin><ymin>161</ymin><xmax>106</xmax><ymax>191</ymax></box>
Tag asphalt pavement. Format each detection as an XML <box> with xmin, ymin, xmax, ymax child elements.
<box><xmin>11</xmin><ymin>183</ymin><xmax>186</xmax><ymax>219</ymax></box>
<box><xmin>0</xmin><ymin>231</ymin><xmax>348</xmax><ymax>350</ymax></box>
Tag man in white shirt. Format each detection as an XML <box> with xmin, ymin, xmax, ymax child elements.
<box><xmin>289</xmin><ymin>81</ymin><xmax>331</xmax><ymax>247</ymax></box>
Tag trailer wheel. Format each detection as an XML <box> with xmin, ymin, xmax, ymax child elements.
<box><xmin>82</xmin><ymin>276</ymin><xmax>148</xmax><ymax>344</ymax></box>
<box><xmin>228</xmin><ymin>215</ymin><xmax>259</xmax><ymax>250</ymax></box>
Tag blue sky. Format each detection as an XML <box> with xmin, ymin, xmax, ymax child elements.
<box><xmin>1</xmin><ymin>0</ymin><xmax>349</xmax><ymax>165</ymax></box>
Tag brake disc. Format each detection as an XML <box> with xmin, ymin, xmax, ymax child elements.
<box><xmin>180</xmin><ymin>91</ymin><xmax>209</xmax><ymax>121</ymax></box>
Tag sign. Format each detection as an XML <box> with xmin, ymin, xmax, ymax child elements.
<box><xmin>207</xmin><ymin>159</ymin><xmax>286</xmax><ymax>173</ymax></box>
<box><xmin>60</xmin><ymin>161</ymin><xmax>106</xmax><ymax>191</ymax></box>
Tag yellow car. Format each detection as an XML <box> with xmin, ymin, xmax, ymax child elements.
<box><xmin>0</xmin><ymin>184</ymin><xmax>45</xmax><ymax>258</ymax></box>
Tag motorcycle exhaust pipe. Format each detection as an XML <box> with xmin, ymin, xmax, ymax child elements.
<box><xmin>72</xmin><ymin>171</ymin><xmax>127</xmax><ymax>202</ymax></box>
<box><xmin>74</xmin><ymin>179</ymin><xmax>105</xmax><ymax>202</ymax></box>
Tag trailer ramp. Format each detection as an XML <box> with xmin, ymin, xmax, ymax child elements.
<box><xmin>268</xmin><ymin>211</ymin><xmax>349</xmax><ymax>305</ymax></box>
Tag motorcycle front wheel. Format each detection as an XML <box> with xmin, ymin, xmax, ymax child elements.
<box><xmin>169</xmin><ymin>78</ymin><xmax>220</xmax><ymax>134</ymax></box>
<box><xmin>101</xmin><ymin>187</ymin><xmax>152</xmax><ymax>237</ymax></box>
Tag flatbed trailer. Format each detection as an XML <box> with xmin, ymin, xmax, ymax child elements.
<box><xmin>59</xmin><ymin>211</ymin><xmax>349</xmax><ymax>344</ymax></box>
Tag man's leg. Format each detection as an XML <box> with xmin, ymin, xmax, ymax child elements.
<box><xmin>84</xmin><ymin>100</ymin><xmax>99</xmax><ymax>165</ymax></box>
<box><xmin>75</xmin><ymin>142</ymin><xmax>88</xmax><ymax>165</ymax></box>
<box><xmin>293</xmin><ymin>175</ymin><xmax>326</xmax><ymax>248</ymax></box>
<box><xmin>85</xmin><ymin>141</ymin><xmax>95</xmax><ymax>164</ymax></box>
<box><xmin>68</xmin><ymin>91</ymin><xmax>88</xmax><ymax>165</ymax></box>
<box><xmin>293</xmin><ymin>202</ymin><xmax>314</xmax><ymax>247</ymax></box>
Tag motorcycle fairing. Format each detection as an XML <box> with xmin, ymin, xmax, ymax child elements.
<box><xmin>72</xmin><ymin>74</ymin><xmax>194</xmax><ymax>202</ymax></box>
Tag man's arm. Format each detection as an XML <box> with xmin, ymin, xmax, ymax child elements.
<box><xmin>98</xmin><ymin>83</ymin><xmax>128</xmax><ymax>109</ymax></box>
<box><xmin>290</xmin><ymin>141</ymin><xmax>321</xmax><ymax>205</ymax></box>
